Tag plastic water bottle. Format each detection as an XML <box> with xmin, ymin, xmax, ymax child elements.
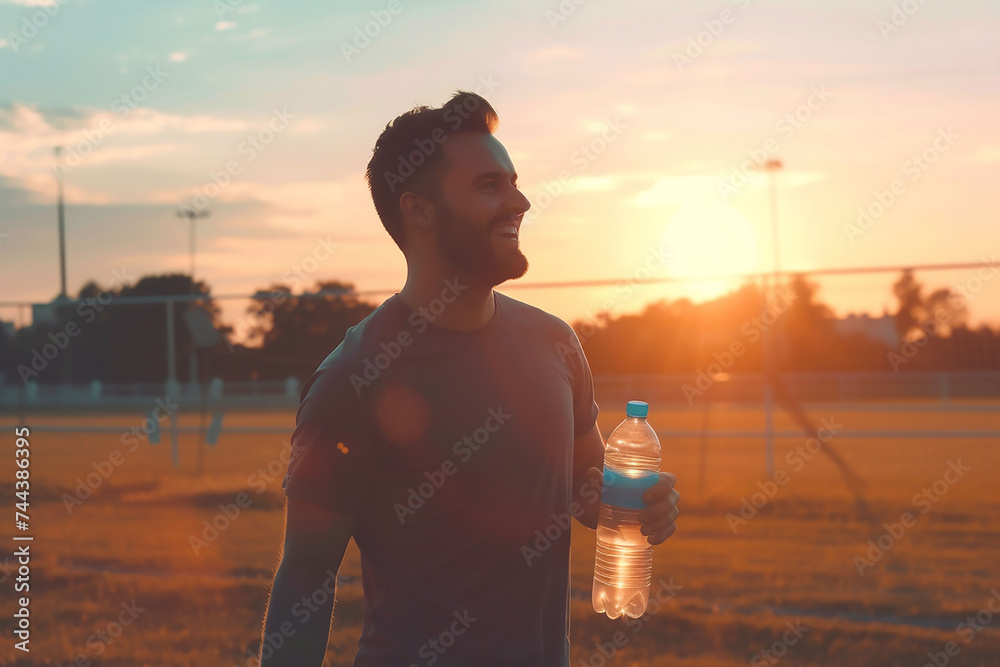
<box><xmin>592</xmin><ymin>400</ymin><xmax>662</xmax><ymax>619</ymax></box>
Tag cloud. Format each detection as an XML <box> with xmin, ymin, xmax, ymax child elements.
<box><xmin>0</xmin><ymin>103</ymin><xmax>324</xmax><ymax>205</ymax></box>
<box><xmin>0</xmin><ymin>173</ymin><xmax>44</xmax><ymax>207</ymax></box>
<box><xmin>631</xmin><ymin>175</ymin><xmax>721</xmax><ymax>207</ymax></box>
<box><xmin>631</xmin><ymin>170</ymin><xmax>825</xmax><ymax>208</ymax></box>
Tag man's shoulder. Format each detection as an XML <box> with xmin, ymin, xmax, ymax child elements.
<box><xmin>497</xmin><ymin>291</ymin><xmax>576</xmax><ymax>340</ymax></box>
<box><xmin>497</xmin><ymin>292</ymin><xmax>590</xmax><ymax>371</ymax></box>
<box><xmin>302</xmin><ymin>295</ymin><xmax>406</xmax><ymax>400</ymax></box>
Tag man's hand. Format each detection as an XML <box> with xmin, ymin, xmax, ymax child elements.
<box><xmin>638</xmin><ymin>472</ymin><xmax>679</xmax><ymax>545</ymax></box>
<box><xmin>585</xmin><ymin>468</ymin><xmax>680</xmax><ymax>545</ymax></box>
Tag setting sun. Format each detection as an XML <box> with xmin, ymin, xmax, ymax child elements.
<box><xmin>659</xmin><ymin>201</ymin><xmax>759</xmax><ymax>300</ymax></box>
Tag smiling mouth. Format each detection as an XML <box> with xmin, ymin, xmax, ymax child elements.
<box><xmin>492</xmin><ymin>224</ymin><xmax>519</xmax><ymax>240</ymax></box>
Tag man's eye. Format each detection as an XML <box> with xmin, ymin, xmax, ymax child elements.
<box><xmin>481</xmin><ymin>182</ymin><xmax>496</xmax><ymax>190</ymax></box>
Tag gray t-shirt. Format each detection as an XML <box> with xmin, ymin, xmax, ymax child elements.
<box><xmin>282</xmin><ymin>289</ymin><xmax>602</xmax><ymax>666</ymax></box>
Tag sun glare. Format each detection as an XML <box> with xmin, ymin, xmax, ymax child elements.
<box><xmin>659</xmin><ymin>202</ymin><xmax>759</xmax><ymax>301</ymax></box>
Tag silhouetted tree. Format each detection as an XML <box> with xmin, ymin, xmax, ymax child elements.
<box><xmin>243</xmin><ymin>280</ymin><xmax>377</xmax><ymax>377</ymax></box>
<box><xmin>101</xmin><ymin>274</ymin><xmax>220</xmax><ymax>383</ymax></box>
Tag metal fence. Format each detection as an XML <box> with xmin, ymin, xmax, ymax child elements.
<box><xmin>4</xmin><ymin>371</ymin><xmax>998</xmax><ymax>412</ymax></box>
<box><xmin>594</xmin><ymin>371</ymin><xmax>1000</xmax><ymax>405</ymax></box>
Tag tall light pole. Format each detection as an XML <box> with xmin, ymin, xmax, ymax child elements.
<box><xmin>54</xmin><ymin>146</ymin><xmax>68</xmax><ymax>300</ymax></box>
<box><xmin>54</xmin><ymin>146</ymin><xmax>72</xmax><ymax>383</ymax></box>
<box><xmin>177</xmin><ymin>207</ymin><xmax>210</xmax><ymax>283</ymax></box>
<box><xmin>177</xmin><ymin>207</ymin><xmax>209</xmax><ymax>390</ymax></box>
<box><xmin>763</xmin><ymin>159</ymin><xmax>783</xmax><ymax>280</ymax></box>
<box><xmin>758</xmin><ymin>159</ymin><xmax>782</xmax><ymax>477</ymax></box>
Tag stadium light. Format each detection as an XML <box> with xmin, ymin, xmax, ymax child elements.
<box><xmin>177</xmin><ymin>206</ymin><xmax>210</xmax><ymax>389</ymax></box>
<box><xmin>54</xmin><ymin>146</ymin><xmax>68</xmax><ymax>300</ymax></box>
<box><xmin>177</xmin><ymin>207</ymin><xmax>210</xmax><ymax>286</ymax></box>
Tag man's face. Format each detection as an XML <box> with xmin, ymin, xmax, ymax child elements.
<box><xmin>429</xmin><ymin>133</ymin><xmax>531</xmax><ymax>287</ymax></box>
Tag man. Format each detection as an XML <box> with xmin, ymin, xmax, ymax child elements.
<box><xmin>259</xmin><ymin>91</ymin><xmax>680</xmax><ymax>666</ymax></box>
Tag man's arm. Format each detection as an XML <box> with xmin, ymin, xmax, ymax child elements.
<box><xmin>259</xmin><ymin>495</ymin><xmax>355</xmax><ymax>666</ymax></box>
<box><xmin>572</xmin><ymin>422</ymin><xmax>605</xmax><ymax>530</ymax></box>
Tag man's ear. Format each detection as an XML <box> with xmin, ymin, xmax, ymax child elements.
<box><xmin>399</xmin><ymin>191</ymin><xmax>436</xmax><ymax>234</ymax></box>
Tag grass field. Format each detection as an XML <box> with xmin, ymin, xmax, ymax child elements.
<box><xmin>1</xmin><ymin>402</ymin><xmax>999</xmax><ymax>666</ymax></box>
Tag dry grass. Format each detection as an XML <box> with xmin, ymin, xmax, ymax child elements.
<box><xmin>1</xmin><ymin>402</ymin><xmax>998</xmax><ymax>666</ymax></box>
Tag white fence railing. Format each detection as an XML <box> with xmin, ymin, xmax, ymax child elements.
<box><xmin>1</xmin><ymin>372</ymin><xmax>998</xmax><ymax>412</ymax></box>
<box><xmin>594</xmin><ymin>371</ymin><xmax>1000</xmax><ymax>406</ymax></box>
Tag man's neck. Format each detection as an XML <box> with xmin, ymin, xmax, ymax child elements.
<box><xmin>398</xmin><ymin>270</ymin><xmax>495</xmax><ymax>332</ymax></box>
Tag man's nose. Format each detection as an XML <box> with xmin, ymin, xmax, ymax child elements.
<box><xmin>509</xmin><ymin>186</ymin><xmax>530</xmax><ymax>216</ymax></box>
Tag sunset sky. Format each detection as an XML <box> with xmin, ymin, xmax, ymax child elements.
<box><xmin>1</xmin><ymin>0</ymin><xmax>998</xmax><ymax>333</ymax></box>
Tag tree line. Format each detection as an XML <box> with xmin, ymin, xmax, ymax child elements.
<box><xmin>0</xmin><ymin>270</ymin><xmax>996</xmax><ymax>386</ymax></box>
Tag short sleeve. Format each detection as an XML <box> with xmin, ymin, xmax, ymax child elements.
<box><xmin>562</xmin><ymin>325</ymin><xmax>600</xmax><ymax>439</ymax></box>
<box><xmin>282</xmin><ymin>369</ymin><xmax>372</xmax><ymax>516</ymax></box>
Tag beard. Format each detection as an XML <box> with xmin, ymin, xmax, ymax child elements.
<box><xmin>434</xmin><ymin>198</ymin><xmax>529</xmax><ymax>288</ymax></box>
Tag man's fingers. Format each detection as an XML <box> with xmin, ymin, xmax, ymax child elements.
<box><xmin>638</xmin><ymin>500</ymin><xmax>679</xmax><ymax>526</ymax></box>
<box><xmin>642</xmin><ymin>472</ymin><xmax>678</xmax><ymax>505</ymax></box>
<box><xmin>640</xmin><ymin>506</ymin><xmax>679</xmax><ymax>536</ymax></box>
<box><xmin>646</xmin><ymin>523</ymin><xmax>677</xmax><ymax>545</ymax></box>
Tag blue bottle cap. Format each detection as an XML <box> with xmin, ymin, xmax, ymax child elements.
<box><xmin>625</xmin><ymin>400</ymin><xmax>648</xmax><ymax>418</ymax></box>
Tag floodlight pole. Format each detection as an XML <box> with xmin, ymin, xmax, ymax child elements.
<box><xmin>760</xmin><ymin>159</ymin><xmax>782</xmax><ymax>477</ymax></box>
<box><xmin>54</xmin><ymin>147</ymin><xmax>68</xmax><ymax>300</ymax></box>
<box><xmin>54</xmin><ymin>147</ymin><xmax>73</xmax><ymax>384</ymax></box>
<box><xmin>177</xmin><ymin>207</ymin><xmax>209</xmax><ymax>392</ymax></box>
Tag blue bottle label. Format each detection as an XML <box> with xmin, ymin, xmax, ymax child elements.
<box><xmin>601</xmin><ymin>469</ymin><xmax>659</xmax><ymax>510</ymax></box>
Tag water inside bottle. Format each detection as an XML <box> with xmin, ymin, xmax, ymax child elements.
<box><xmin>593</xmin><ymin>449</ymin><xmax>660</xmax><ymax>619</ymax></box>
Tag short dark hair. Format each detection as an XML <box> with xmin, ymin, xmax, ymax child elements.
<box><xmin>365</xmin><ymin>91</ymin><xmax>499</xmax><ymax>250</ymax></box>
